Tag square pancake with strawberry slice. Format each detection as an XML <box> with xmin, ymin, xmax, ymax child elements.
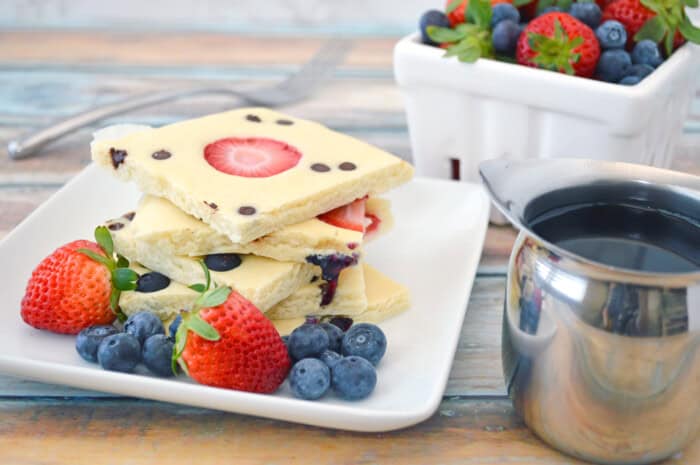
<box><xmin>105</xmin><ymin>213</ymin><xmax>314</xmax><ymax>312</ymax></box>
<box><xmin>91</xmin><ymin>108</ymin><xmax>413</xmax><ymax>244</ymax></box>
<box><xmin>129</xmin><ymin>194</ymin><xmax>393</xmax><ymax>275</ymax></box>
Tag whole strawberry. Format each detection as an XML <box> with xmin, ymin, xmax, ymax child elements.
<box><xmin>174</xmin><ymin>285</ymin><xmax>290</xmax><ymax>393</ymax></box>
<box><xmin>446</xmin><ymin>0</ymin><xmax>512</xmax><ymax>26</ymax></box>
<box><xmin>601</xmin><ymin>0</ymin><xmax>696</xmax><ymax>53</ymax></box>
<box><xmin>517</xmin><ymin>12</ymin><xmax>601</xmax><ymax>77</ymax></box>
<box><xmin>21</xmin><ymin>227</ymin><xmax>136</xmax><ymax>335</ymax></box>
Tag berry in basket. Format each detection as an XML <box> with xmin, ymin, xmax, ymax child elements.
<box><xmin>418</xmin><ymin>0</ymin><xmax>700</xmax><ymax>85</ymax></box>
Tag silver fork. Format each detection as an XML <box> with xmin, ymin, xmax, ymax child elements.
<box><xmin>8</xmin><ymin>39</ymin><xmax>352</xmax><ymax>160</ymax></box>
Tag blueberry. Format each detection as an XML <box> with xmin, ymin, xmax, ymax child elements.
<box><xmin>281</xmin><ymin>335</ymin><xmax>289</xmax><ymax>347</ymax></box>
<box><xmin>341</xmin><ymin>323</ymin><xmax>387</xmax><ymax>366</ymax></box>
<box><xmin>626</xmin><ymin>63</ymin><xmax>654</xmax><ymax>79</ymax></box>
<box><xmin>419</xmin><ymin>10</ymin><xmax>451</xmax><ymax>46</ymax></box>
<box><xmin>204</xmin><ymin>253</ymin><xmax>242</xmax><ymax>272</ymax></box>
<box><xmin>491</xmin><ymin>3</ymin><xmax>520</xmax><ymax>27</ymax></box>
<box><xmin>539</xmin><ymin>6</ymin><xmax>561</xmax><ymax>15</ymax></box>
<box><xmin>619</xmin><ymin>75</ymin><xmax>642</xmax><ymax>85</ymax></box>
<box><xmin>168</xmin><ymin>314</ymin><xmax>182</xmax><ymax>338</ymax></box>
<box><xmin>631</xmin><ymin>40</ymin><xmax>663</xmax><ymax>68</ymax></box>
<box><xmin>596</xmin><ymin>49</ymin><xmax>632</xmax><ymax>82</ymax></box>
<box><xmin>319</xmin><ymin>350</ymin><xmax>342</xmax><ymax>370</ymax></box>
<box><xmin>289</xmin><ymin>358</ymin><xmax>331</xmax><ymax>400</ymax></box>
<box><xmin>124</xmin><ymin>311</ymin><xmax>164</xmax><ymax>345</ymax></box>
<box><xmin>142</xmin><ymin>334</ymin><xmax>175</xmax><ymax>377</ymax></box>
<box><xmin>331</xmin><ymin>356</ymin><xmax>377</xmax><ymax>400</ymax></box>
<box><xmin>320</xmin><ymin>322</ymin><xmax>344</xmax><ymax>352</ymax></box>
<box><xmin>136</xmin><ymin>272</ymin><xmax>170</xmax><ymax>293</ymax></box>
<box><xmin>328</xmin><ymin>316</ymin><xmax>353</xmax><ymax>332</ymax></box>
<box><xmin>76</xmin><ymin>325</ymin><xmax>119</xmax><ymax>363</ymax></box>
<box><xmin>97</xmin><ymin>333</ymin><xmax>141</xmax><ymax>373</ymax></box>
<box><xmin>569</xmin><ymin>2</ymin><xmax>602</xmax><ymax>29</ymax></box>
<box><xmin>492</xmin><ymin>20</ymin><xmax>521</xmax><ymax>55</ymax></box>
<box><xmin>305</xmin><ymin>254</ymin><xmax>357</xmax><ymax>282</ymax></box>
<box><xmin>595</xmin><ymin>20</ymin><xmax>627</xmax><ymax>50</ymax></box>
<box><xmin>288</xmin><ymin>324</ymin><xmax>330</xmax><ymax>360</ymax></box>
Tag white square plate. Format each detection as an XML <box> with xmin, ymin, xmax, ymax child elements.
<box><xmin>0</xmin><ymin>164</ymin><xmax>489</xmax><ymax>432</ymax></box>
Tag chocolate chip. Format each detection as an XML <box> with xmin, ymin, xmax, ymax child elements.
<box><xmin>339</xmin><ymin>162</ymin><xmax>356</xmax><ymax>171</ymax></box>
<box><xmin>311</xmin><ymin>163</ymin><xmax>331</xmax><ymax>173</ymax></box>
<box><xmin>108</xmin><ymin>222</ymin><xmax>124</xmax><ymax>231</ymax></box>
<box><xmin>246</xmin><ymin>114</ymin><xmax>262</xmax><ymax>123</ymax></box>
<box><xmin>122</xmin><ymin>212</ymin><xmax>135</xmax><ymax>221</ymax></box>
<box><xmin>310</xmin><ymin>276</ymin><xmax>319</xmax><ymax>283</ymax></box>
<box><xmin>152</xmin><ymin>150</ymin><xmax>171</xmax><ymax>160</ymax></box>
<box><xmin>109</xmin><ymin>148</ymin><xmax>127</xmax><ymax>169</ymax></box>
<box><xmin>276</xmin><ymin>119</ymin><xmax>294</xmax><ymax>126</ymax></box>
<box><xmin>204</xmin><ymin>201</ymin><xmax>218</xmax><ymax>210</ymax></box>
<box><xmin>238</xmin><ymin>206</ymin><xmax>256</xmax><ymax>216</ymax></box>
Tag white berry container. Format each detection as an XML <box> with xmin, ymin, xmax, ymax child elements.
<box><xmin>393</xmin><ymin>33</ymin><xmax>700</xmax><ymax>221</ymax></box>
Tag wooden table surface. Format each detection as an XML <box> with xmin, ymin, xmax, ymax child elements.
<box><xmin>1</xmin><ymin>30</ymin><xmax>699</xmax><ymax>464</ymax></box>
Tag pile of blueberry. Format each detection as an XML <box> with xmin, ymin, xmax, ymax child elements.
<box><xmin>76</xmin><ymin>311</ymin><xmax>175</xmax><ymax>377</ymax></box>
<box><xmin>284</xmin><ymin>317</ymin><xmax>386</xmax><ymax>401</ymax></box>
<box><xmin>595</xmin><ymin>23</ymin><xmax>663</xmax><ymax>85</ymax></box>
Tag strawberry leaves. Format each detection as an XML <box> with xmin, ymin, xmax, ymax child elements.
<box><xmin>78</xmin><ymin>225</ymin><xmax>136</xmax><ymax>321</ymax></box>
<box><xmin>534</xmin><ymin>0</ymin><xmax>573</xmax><ymax>13</ymax></box>
<box><xmin>527</xmin><ymin>19</ymin><xmax>583</xmax><ymax>75</ymax></box>
<box><xmin>427</xmin><ymin>0</ymin><xmax>495</xmax><ymax>63</ymax></box>
<box><xmin>635</xmin><ymin>0</ymin><xmax>700</xmax><ymax>54</ymax></box>
<box><xmin>446</xmin><ymin>0</ymin><xmax>464</xmax><ymax>14</ymax></box>
<box><xmin>187</xmin><ymin>314</ymin><xmax>221</xmax><ymax>341</ymax></box>
<box><xmin>679</xmin><ymin>14</ymin><xmax>700</xmax><ymax>42</ymax></box>
<box><xmin>112</xmin><ymin>268</ymin><xmax>138</xmax><ymax>291</ymax></box>
<box><xmin>172</xmin><ymin>261</ymin><xmax>231</xmax><ymax>376</ymax></box>
<box><xmin>188</xmin><ymin>260</ymin><xmax>211</xmax><ymax>293</ymax></box>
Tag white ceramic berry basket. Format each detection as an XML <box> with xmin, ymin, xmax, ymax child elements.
<box><xmin>393</xmin><ymin>32</ymin><xmax>700</xmax><ymax>194</ymax></box>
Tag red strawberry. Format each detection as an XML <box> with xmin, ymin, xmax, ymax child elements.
<box><xmin>602</xmin><ymin>0</ymin><xmax>686</xmax><ymax>52</ymax></box>
<box><xmin>364</xmin><ymin>213</ymin><xmax>382</xmax><ymax>236</ymax></box>
<box><xmin>318</xmin><ymin>198</ymin><xmax>367</xmax><ymax>232</ymax></box>
<box><xmin>21</xmin><ymin>234</ymin><xmax>133</xmax><ymax>335</ymax></box>
<box><xmin>517</xmin><ymin>12</ymin><xmax>601</xmax><ymax>78</ymax></box>
<box><xmin>177</xmin><ymin>289</ymin><xmax>290</xmax><ymax>393</ymax></box>
<box><xmin>446</xmin><ymin>0</ymin><xmax>512</xmax><ymax>26</ymax></box>
<box><xmin>204</xmin><ymin>137</ymin><xmax>302</xmax><ymax>178</ymax></box>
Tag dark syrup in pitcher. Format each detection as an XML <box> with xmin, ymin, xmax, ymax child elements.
<box><xmin>529</xmin><ymin>203</ymin><xmax>700</xmax><ymax>273</ymax></box>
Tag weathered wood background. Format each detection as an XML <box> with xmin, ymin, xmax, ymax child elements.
<box><xmin>3</xmin><ymin>1</ymin><xmax>700</xmax><ymax>33</ymax></box>
<box><xmin>0</xmin><ymin>29</ymin><xmax>699</xmax><ymax>464</ymax></box>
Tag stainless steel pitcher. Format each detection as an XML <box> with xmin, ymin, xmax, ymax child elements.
<box><xmin>480</xmin><ymin>158</ymin><xmax>700</xmax><ymax>465</ymax></box>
